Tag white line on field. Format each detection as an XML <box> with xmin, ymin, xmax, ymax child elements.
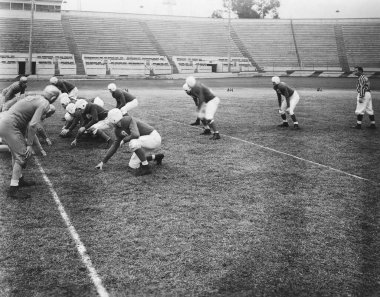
<box><xmin>34</xmin><ymin>158</ymin><xmax>109</xmax><ymax>297</ymax></box>
<box><xmin>155</xmin><ymin>117</ymin><xmax>375</xmax><ymax>184</ymax></box>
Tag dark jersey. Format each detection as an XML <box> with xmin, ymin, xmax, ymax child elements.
<box><xmin>273</xmin><ymin>82</ymin><xmax>295</xmax><ymax>107</ymax></box>
<box><xmin>80</xmin><ymin>102</ymin><xmax>108</xmax><ymax>130</ymax></box>
<box><xmin>190</xmin><ymin>83</ymin><xmax>215</xmax><ymax>105</ymax></box>
<box><xmin>185</xmin><ymin>90</ymin><xmax>199</xmax><ymax>107</ymax></box>
<box><xmin>111</xmin><ymin>89</ymin><xmax>136</xmax><ymax>109</ymax></box>
<box><xmin>54</xmin><ymin>80</ymin><xmax>76</xmax><ymax>94</ymax></box>
<box><xmin>103</xmin><ymin>115</ymin><xmax>154</xmax><ymax>163</ymax></box>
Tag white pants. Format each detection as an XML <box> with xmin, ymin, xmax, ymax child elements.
<box><xmin>355</xmin><ymin>92</ymin><xmax>373</xmax><ymax>115</ymax></box>
<box><xmin>128</xmin><ymin>130</ymin><xmax>161</xmax><ymax>169</ymax></box>
<box><xmin>280</xmin><ymin>91</ymin><xmax>299</xmax><ymax>115</ymax></box>
<box><xmin>198</xmin><ymin>97</ymin><xmax>220</xmax><ymax>121</ymax></box>
<box><xmin>88</xmin><ymin>118</ymin><xmax>112</xmax><ymax>134</ymax></box>
<box><xmin>120</xmin><ymin>99</ymin><xmax>138</xmax><ymax>115</ymax></box>
<box><xmin>68</xmin><ymin>87</ymin><xmax>79</xmax><ymax>100</ymax></box>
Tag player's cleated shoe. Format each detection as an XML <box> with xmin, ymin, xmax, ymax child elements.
<box><xmin>294</xmin><ymin>124</ymin><xmax>300</xmax><ymax>130</ymax></box>
<box><xmin>18</xmin><ymin>177</ymin><xmax>36</xmax><ymax>187</ymax></box>
<box><xmin>154</xmin><ymin>153</ymin><xmax>164</xmax><ymax>165</ymax></box>
<box><xmin>200</xmin><ymin>129</ymin><xmax>212</xmax><ymax>135</ymax></box>
<box><xmin>136</xmin><ymin>164</ymin><xmax>152</xmax><ymax>176</ymax></box>
<box><xmin>367</xmin><ymin>124</ymin><xmax>376</xmax><ymax>129</ymax></box>
<box><xmin>190</xmin><ymin>120</ymin><xmax>200</xmax><ymax>126</ymax></box>
<box><xmin>8</xmin><ymin>186</ymin><xmax>31</xmax><ymax>199</ymax></box>
<box><xmin>210</xmin><ymin>133</ymin><xmax>221</xmax><ymax>140</ymax></box>
<box><xmin>351</xmin><ymin>124</ymin><xmax>362</xmax><ymax>129</ymax></box>
<box><xmin>278</xmin><ymin>122</ymin><xmax>289</xmax><ymax>128</ymax></box>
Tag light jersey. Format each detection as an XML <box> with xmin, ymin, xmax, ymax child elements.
<box><xmin>6</xmin><ymin>95</ymin><xmax>49</xmax><ymax>145</ymax></box>
<box><xmin>102</xmin><ymin>115</ymin><xmax>154</xmax><ymax>163</ymax></box>
<box><xmin>273</xmin><ymin>82</ymin><xmax>295</xmax><ymax>100</ymax></box>
<box><xmin>54</xmin><ymin>80</ymin><xmax>75</xmax><ymax>94</ymax></box>
<box><xmin>190</xmin><ymin>83</ymin><xmax>215</xmax><ymax>104</ymax></box>
<box><xmin>80</xmin><ymin>102</ymin><xmax>108</xmax><ymax>130</ymax></box>
<box><xmin>111</xmin><ymin>89</ymin><xmax>136</xmax><ymax>109</ymax></box>
<box><xmin>356</xmin><ymin>74</ymin><xmax>371</xmax><ymax>97</ymax></box>
<box><xmin>2</xmin><ymin>82</ymin><xmax>27</xmax><ymax>101</ymax></box>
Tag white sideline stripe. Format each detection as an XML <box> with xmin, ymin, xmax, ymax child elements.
<box><xmin>158</xmin><ymin>117</ymin><xmax>374</xmax><ymax>183</ymax></box>
<box><xmin>35</xmin><ymin>158</ymin><xmax>109</xmax><ymax>297</ymax></box>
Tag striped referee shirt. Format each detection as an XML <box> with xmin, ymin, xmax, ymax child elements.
<box><xmin>356</xmin><ymin>74</ymin><xmax>371</xmax><ymax>98</ymax></box>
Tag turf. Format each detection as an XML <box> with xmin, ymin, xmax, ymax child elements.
<box><xmin>0</xmin><ymin>77</ymin><xmax>379</xmax><ymax>296</ymax></box>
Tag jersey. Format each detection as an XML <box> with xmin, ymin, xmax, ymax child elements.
<box><xmin>2</xmin><ymin>82</ymin><xmax>27</xmax><ymax>101</ymax></box>
<box><xmin>6</xmin><ymin>95</ymin><xmax>49</xmax><ymax>145</ymax></box>
<box><xmin>80</xmin><ymin>102</ymin><xmax>108</xmax><ymax>130</ymax></box>
<box><xmin>273</xmin><ymin>82</ymin><xmax>295</xmax><ymax>107</ymax></box>
<box><xmin>111</xmin><ymin>89</ymin><xmax>136</xmax><ymax>109</ymax></box>
<box><xmin>102</xmin><ymin>115</ymin><xmax>154</xmax><ymax>163</ymax></box>
<box><xmin>54</xmin><ymin>80</ymin><xmax>76</xmax><ymax>94</ymax></box>
<box><xmin>185</xmin><ymin>90</ymin><xmax>199</xmax><ymax>107</ymax></box>
<box><xmin>190</xmin><ymin>83</ymin><xmax>215</xmax><ymax>105</ymax></box>
<box><xmin>356</xmin><ymin>74</ymin><xmax>371</xmax><ymax>98</ymax></box>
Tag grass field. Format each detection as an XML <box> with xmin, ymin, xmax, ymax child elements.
<box><xmin>1</xmin><ymin>77</ymin><xmax>380</xmax><ymax>296</ymax></box>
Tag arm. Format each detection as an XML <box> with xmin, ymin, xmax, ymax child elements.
<box><xmin>84</xmin><ymin>108</ymin><xmax>99</xmax><ymax>130</ymax></box>
<box><xmin>102</xmin><ymin>138</ymin><xmax>122</xmax><ymax>164</ymax></box>
<box><xmin>26</xmin><ymin>103</ymin><xmax>49</xmax><ymax>146</ymax></box>
<box><xmin>121</xmin><ymin>120</ymin><xmax>140</xmax><ymax>144</ymax></box>
<box><xmin>276</xmin><ymin>92</ymin><xmax>282</xmax><ymax>107</ymax></box>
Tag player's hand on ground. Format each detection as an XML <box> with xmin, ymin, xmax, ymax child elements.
<box><xmin>60</xmin><ymin>129</ymin><xmax>69</xmax><ymax>136</ymax></box>
<box><xmin>46</xmin><ymin>138</ymin><xmax>52</xmax><ymax>146</ymax></box>
<box><xmin>95</xmin><ymin>161</ymin><xmax>103</xmax><ymax>170</ymax></box>
<box><xmin>119</xmin><ymin>140</ymin><xmax>124</xmax><ymax>148</ymax></box>
<box><xmin>25</xmin><ymin>145</ymin><xmax>33</xmax><ymax>159</ymax></box>
<box><xmin>78</xmin><ymin>127</ymin><xmax>86</xmax><ymax>134</ymax></box>
<box><xmin>41</xmin><ymin>149</ymin><xmax>47</xmax><ymax>157</ymax></box>
<box><xmin>70</xmin><ymin>139</ymin><xmax>77</xmax><ymax>147</ymax></box>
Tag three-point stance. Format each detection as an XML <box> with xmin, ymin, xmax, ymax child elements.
<box><xmin>185</xmin><ymin>76</ymin><xmax>221</xmax><ymax>140</ymax></box>
<box><xmin>0</xmin><ymin>85</ymin><xmax>60</xmax><ymax>199</ymax></box>
<box><xmin>96</xmin><ymin>109</ymin><xmax>164</xmax><ymax>176</ymax></box>
<box><xmin>352</xmin><ymin>66</ymin><xmax>376</xmax><ymax>129</ymax></box>
<box><xmin>272</xmin><ymin>76</ymin><xmax>300</xmax><ymax>129</ymax></box>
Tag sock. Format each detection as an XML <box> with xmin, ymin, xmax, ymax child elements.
<box><xmin>357</xmin><ymin>114</ymin><xmax>363</xmax><ymax>124</ymax></box>
<box><xmin>10</xmin><ymin>179</ymin><xmax>19</xmax><ymax>187</ymax></box>
<box><xmin>214</xmin><ymin>131</ymin><xmax>219</xmax><ymax>134</ymax></box>
<box><xmin>147</xmin><ymin>155</ymin><xmax>155</xmax><ymax>161</ymax></box>
<box><xmin>281</xmin><ymin>114</ymin><xmax>287</xmax><ymax>122</ymax></box>
<box><xmin>141</xmin><ymin>160</ymin><xmax>148</xmax><ymax>166</ymax></box>
<box><xmin>290</xmin><ymin>114</ymin><xmax>297</xmax><ymax>123</ymax></box>
<box><xmin>369</xmin><ymin>115</ymin><xmax>375</xmax><ymax>124</ymax></box>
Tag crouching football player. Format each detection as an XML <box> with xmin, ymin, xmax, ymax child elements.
<box><xmin>95</xmin><ymin>108</ymin><xmax>164</xmax><ymax>176</ymax></box>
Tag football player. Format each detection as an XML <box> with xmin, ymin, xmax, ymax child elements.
<box><xmin>50</xmin><ymin>76</ymin><xmax>78</xmax><ymax>100</ymax></box>
<box><xmin>96</xmin><ymin>108</ymin><xmax>164</xmax><ymax>176</ymax></box>
<box><xmin>107</xmin><ymin>83</ymin><xmax>138</xmax><ymax>115</ymax></box>
<box><xmin>0</xmin><ymin>76</ymin><xmax>28</xmax><ymax>112</ymax></box>
<box><xmin>69</xmin><ymin>99</ymin><xmax>112</xmax><ymax>147</ymax></box>
<box><xmin>0</xmin><ymin>85</ymin><xmax>60</xmax><ymax>199</ymax></box>
<box><xmin>185</xmin><ymin>76</ymin><xmax>221</xmax><ymax>140</ymax></box>
<box><xmin>352</xmin><ymin>66</ymin><xmax>375</xmax><ymax>129</ymax></box>
<box><xmin>183</xmin><ymin>83</ymin><xmax>201</xmax><ymax>126</ymax></box>
<box><xmin>272</xmin><ymin>76</ymin><xmax>300</xmax><ymax>129</ymax></box>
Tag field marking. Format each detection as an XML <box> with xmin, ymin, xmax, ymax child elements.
<box><xmin>34</xmin><ymin>158</ymin><xmax>109</xmax><ymax>297</ymax></box>
<box><xmin>155</xmin><ymin>117</ymin><xmax>376</xmax><ymax>184</ymax></box>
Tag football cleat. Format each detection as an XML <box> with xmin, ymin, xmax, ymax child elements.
<box><xmin>294</xmin><ymin>124</ymin><xmax>300</xmax><ymax>130</ymax></box>
<box><xmin>190</xmin><ymin>119</ymin><xmax>200</xmax><ymax>126</ymax></box>
<box><xmin>200</xmin><ymin>129</ymin><xmax>212</xmax><ymax>135</ymax></box>
<box><xmin>278</xmin><ymin>122</ymin><xmax>289</xmax><ymax>127</ymax></box>
<box><xmin>136</xmin><ymin>164</ymin><xmax>152</xmax><ymax>176</ymax></box>
<box><xmin>367</xmin><ymin>124</ymin><xmax>376</xmax><ymax>129</ymax></box>
<box><xmin>8</xmin><ymin>186</ymin><xmax>31</xmax><ymax>199</ymax></box>
<box><xmin>154</xmin><ymin>154</ymin><xmax>164</xmax><ymax>165</ymax></box>
<box><xmin>18</xmin><ymin>177</ymin><xmax>36</xmax><ymax>187</ymax></box>
<box><xmin>210</xmin><ymin>133</ymin><xmax>221</xmax><ymax>140</ymax></box>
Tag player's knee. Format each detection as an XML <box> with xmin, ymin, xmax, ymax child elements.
<box><xmin>355</xmin><ymin>111</ymin><xmax>364</xmax><ymax>116</ymax></box>
<box><xmin>129</xmin><ymin>139</ymin><xmax>141</xmax><ymax>151</ymax></box>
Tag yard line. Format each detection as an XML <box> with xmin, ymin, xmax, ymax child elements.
<box><xmin>34</xmin><ymin>158</ymin><xmax>109</xmax><ymax>297</ymax></box>
<box><xmin>155</xmin><ymin>117</ymin><xmax>377</xmax><ymax>184</ymax></box>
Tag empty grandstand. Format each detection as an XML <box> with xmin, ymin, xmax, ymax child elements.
<box><xmin>0</xmin><ymin>2</ymin><xmax>379</xmax><ymax>77</ymax></box>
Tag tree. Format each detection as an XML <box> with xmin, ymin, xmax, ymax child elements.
<box><xmin>223</xmin><ymin>0</ymin><xmax>280</xmax><ymax>19</ymax></box>
<box><xmin>211</xmin><ymin>9</ymin><xmax>224</xmax><ymax>18</ymax></box>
